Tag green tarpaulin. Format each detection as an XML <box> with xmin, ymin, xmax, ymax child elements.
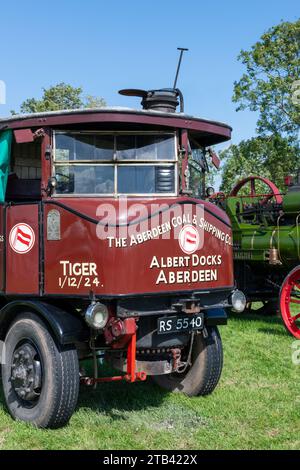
<box><xmin>0</xmin><ymin>130</ymin><xmax>12</xmax><ymax>202</ymax></box>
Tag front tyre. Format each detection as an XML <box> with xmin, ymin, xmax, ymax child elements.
<box><xmin>153</xmin><ymin>326</ymin><xmax>223</xmax><ymax>396</ymax></box>
<box><xmin>280</xmin><ymin>266</ymin><xmax>300</xmax><ymax>339</ymax></box>
<box><xmin>2</xmin><ymin>312</ymin><xmax>79</xmax><ymax>428</ymax></box>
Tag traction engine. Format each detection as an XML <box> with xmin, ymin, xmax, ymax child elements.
<box><xmin>214</xmin><ymin>173</ymin><xmax>300</xmax><ymax>338</ymax></box>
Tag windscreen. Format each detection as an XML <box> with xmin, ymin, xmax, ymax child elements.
<box><xmin>54</xmin><ymin>132</ymin><xmax>177</xmax><ymax>195</ymax></box>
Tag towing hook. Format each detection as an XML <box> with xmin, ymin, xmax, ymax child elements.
<box><xmin>80</xmin><ymin>329</ymin><xmax>147</xmax><ymax>386</ymax></box>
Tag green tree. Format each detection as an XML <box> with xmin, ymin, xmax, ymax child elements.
<box><xmin>84</xmin><ymin>94</ymin><xmax>106</xmax><ymax>109</ymax></box>
<box><xmin>12</xmin><ymin>82</ymin><xmax>106</xmax><ymax>114</ymax></box>
<box><xmin>220</xmin><ymin>136</ymin><xmax>300</xmax><ymax>194</ymax></box>
<box><xmin>220</xmin><ymin>20</ymin><xmax>300</xmax><ymax>193</ymax></box>
<box><xmin>233</xmin><ymin>19</ymin><xmax>300</xmax><ymax>139</ymax></box>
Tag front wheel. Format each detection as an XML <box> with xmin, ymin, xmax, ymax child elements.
<box><xmin>280</xmin><ymin>266</ymin><xmax>300</xmax><ymax>339</ymax></box>
<box><xmin>153</xmin><ymin>326</ymin><xmax>223</xmax><ymax>396</ymax></box>
<box><xmin>1</xmin><ymin>312</ymin><xmax>79</xmax><ymax>428</ymax></box>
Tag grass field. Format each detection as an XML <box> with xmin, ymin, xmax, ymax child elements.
<box><xmin>0</xmin><ymin>312</ymin><xmax>299</xmax><ymax>450</ymax></box>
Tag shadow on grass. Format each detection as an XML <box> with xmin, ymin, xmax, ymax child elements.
<box><xmin>228</xmin><ymin>311</ymin><xmax>291</xmax><ymax>337</ymax></box>
<box><xmin>257</xmin><ymin>327</ymin><xmax>289</xmax><ymax>337</ymax></box>
<box><xmin>0</xmin><ymin>365</ymin><xmax>167</xmax><ymax>424</ymax></box>
<box><xmin>76</xmin><ymin>374</ymin><xmax>167</xmax><ymax>420</ymax></box>
<box><xmin>229</xmin><ymin>311</ymin><xmax>283</xmax><ymax>325</ymax></box>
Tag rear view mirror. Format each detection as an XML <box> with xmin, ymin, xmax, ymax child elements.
<box><xmin>14</xmin><ymin>128</ymin><xmax>46</xmax><ymax>144</ymax></box>
<box><xmin>208</xmin><ymin>148</ymin><xmax>221</xmax><ymax>169</ymax></box>
<box><xmin>14</xmin><ymin>129</ymin><xmax>34</xmax><ymax>144</ymax></box>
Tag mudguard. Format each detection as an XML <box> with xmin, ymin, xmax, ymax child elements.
<box><xmin>0</xmin><ymin>300</ymin><xmax>88</xmax><ymax>344</ymax></box>
<box><xmin>205</xmin><ymin>308</ymin><xmax>227</xmax><ymax>325</ymax></box>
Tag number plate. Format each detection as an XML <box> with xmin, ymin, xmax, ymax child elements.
<box><xmin>157</xmin><ymin>313</ymin><xmax>204</xmax><ymax>335</ymax></box>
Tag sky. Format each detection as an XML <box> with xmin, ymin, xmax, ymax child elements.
<box><xmin>0</xmin><ymin>0</ymin><xmax>298</xmax><ymax>150</ymax></box>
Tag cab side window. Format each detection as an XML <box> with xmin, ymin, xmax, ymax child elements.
<box><xmin>6</xmin><ymin>140</ymin><xmax>41</xmax><ymax>201</ymax></box>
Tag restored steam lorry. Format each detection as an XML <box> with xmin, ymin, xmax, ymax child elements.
<box><xmin>216</xmin><ymin>174</ymin><xmax>300</xmax><ymax>339</ymax></box>
<box><xmin>0</xmin><ymin>84</ymin><xmax>244</xmax><ymax>428</ymax></box>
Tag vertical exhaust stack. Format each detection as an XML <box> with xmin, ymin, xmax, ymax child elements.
<box><xmin>119</xmin><ymin>47</ymin><xmax>188</xmax><ymax>113</ymax></box>
<box><xmin>119</xmin><ymin>88</ymin><xmax>182</xmax><ymax>113</ymax></box>
<box><xmin>141</xmin><ymin>89</ymin><xmax>180</xmax><ymax>113</ymax></box>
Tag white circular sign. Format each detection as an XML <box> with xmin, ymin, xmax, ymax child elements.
<box><xmin>9</xmin><ymin>223</ymin><xmax>35</xmax><ymax>254</ymax></box>
<box><xmin>178</xmin><ymin>224</ymin><xmax>200</xmax><ymax>254</ymax></box>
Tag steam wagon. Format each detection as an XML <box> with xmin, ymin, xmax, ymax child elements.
<box><xmin>0</xmin><ymin>87</ymin><xmax>244</xmax><ymax>428</ymax></box>
<box><xmin>214</xmin><ymin>174</ymin><xmax>300</xmax><ymax>339</ymax></box>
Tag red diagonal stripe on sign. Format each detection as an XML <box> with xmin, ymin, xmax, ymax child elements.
<box><xmin>185</xmin><ymin>230</ymin><xmax>196</xmax><ymax>239</ymax></box>
<box><xmin>17</xmin><ymin>235</ymin><xmax>30</xmax><ymax>246</ymax></box>
<box><xmin>16</xmin><ymin>227</ymin><xmax>31</xmax><ymax>240</ymax></box>
<box><xmin>185</xmin><ymin>236</ymin><xmax>196</xmax><ymax>244</ymax></box>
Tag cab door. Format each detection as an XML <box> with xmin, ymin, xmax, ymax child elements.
<box><xmin>3</xmin><ymin>128</ymin><xmax>45</xmax><ymax>295</ymax></box>
<box><xmin>5</xmin><ymin>204</ymin><xmax>40</xmax><ymax>295</ymax></box>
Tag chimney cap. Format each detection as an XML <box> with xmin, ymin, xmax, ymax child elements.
<box><xmin>118</xmin><ymin>88</ymin><xmax>181</xmax><ymax>113</ymax></box>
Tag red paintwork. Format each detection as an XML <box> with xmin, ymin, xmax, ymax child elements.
<box><xmin>0</xmin><ymin>110</ymin><xmax>232</xmax><ymax>145</ymax></box>
<box><xmin>80</xmin><ymin>328</ymin><xmax>147</xmax><ymax>385</ymax></box>
<box><xmin>1</xmin><ymin>109</ymin><xmax>234</xmax><ymax>300</ymax></box>
<box><xmin>284</xmin><ymin>175</ymin><xmax>293</xmax><ymax>187</ymax></box>
<box><xmin>126</xmin><ymin>323</ymin><xmax>138</xmax><ymax>383</ymax></box>
<box><xmin>0</xmin><ymin>104</ymin><xmax>236</xmax><ymax>399</ymax></box>
<box><xmin>6</xmin><ymin>205</ymin><xmax>39</xmax><ymax>294</ymax></box>
<box><xmin>229</xmin><ymin>175</ymin><xmax>283</xmax><ymax>204</ymax></box>
<box><xmin>43</xmin><ymin>197</ymin><xmax>233</xmax><ymax>296</ymax></box>
<box><xmin>208</xmin><ymin>148</ymin><xmax>221</xmax><ymax>169</ymax></box>
<box><xmin>280</xmin><ymin>266</ymin><xmax>300</xmax><ymax>339</ymax></box>
<box><xmin>104</xmin><ymin>317</ymin><xmax>137</xmax><ymax>348</ymax></box>
<box><xmin>13</xmin><ymin>129</ymin><xmax>34</xmax><ymax>144</ymax></box>
<box><xmin>181</xmin><ymin>129</ymin><xmax>189</xmax><ymax>192</ymax></box>
<box><xmin>41</xmin><ymin>129</ymin><xmax>51</xmax><ymax>194</ymax></box>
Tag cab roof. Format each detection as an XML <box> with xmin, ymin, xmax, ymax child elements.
<box><xmin>0</xmin><ymin>107</ymin><xmax>232</xmax><ymax>146</ymax></box>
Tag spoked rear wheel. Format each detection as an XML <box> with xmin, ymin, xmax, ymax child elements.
<box><xmin>280</xmin><ymin>266</ymin><xmax>300</xmax><ymax>339</ymax></box>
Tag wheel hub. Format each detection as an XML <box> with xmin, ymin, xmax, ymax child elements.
<box><xmin>11</xmin><ymin>343</ymin><xmax>42</xmax><ymax>402</ymax></box>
